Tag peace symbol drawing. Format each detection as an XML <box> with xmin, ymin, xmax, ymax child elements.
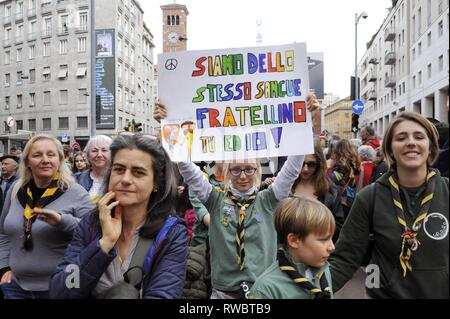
<box><xmin>165</xmin><ymin>58</ymin><xmax>178</xmax><ymax>71</ymax></box>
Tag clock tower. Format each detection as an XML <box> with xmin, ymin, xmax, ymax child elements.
<box><xmin>161</xmin><ymin>3</ymin><xmax>189</xmax><ymax>53</ymax></box>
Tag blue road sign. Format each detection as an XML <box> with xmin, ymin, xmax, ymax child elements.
<box><xmin>352</xmin><ymin>100</ymin><xmax>365</xmax><ymax>115</ymax></box>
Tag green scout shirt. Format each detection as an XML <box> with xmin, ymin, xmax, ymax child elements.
<box><xmin>249</xmin><ymin>254</ymin><xmax>333</xmax><ymax>299</ymax></box>
<box><xmin>205</xmin><ymin>185</ymin><xmax>279</xmax><ymax>292</ymax></box>
<box><xmin>190</xmin><ymin>165</ymin><xmax>224</xmax><ymax>246</ymax></box>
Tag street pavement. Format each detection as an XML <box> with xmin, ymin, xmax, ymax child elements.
<box><xmin>334</xmin><ymin>267</ymin><xmax>367</xmax><ymax>299</ymax></box>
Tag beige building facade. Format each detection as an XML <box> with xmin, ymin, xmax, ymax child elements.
<box><xmin>324</xmin><ymin>98</ymin><xmax>353</xmax><ymax>140</ymax></box>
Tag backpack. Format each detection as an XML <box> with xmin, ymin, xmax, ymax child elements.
<box><xmin>95</xmin><ymin>216</ymin><xmax>179</xmax><ymax>299</ymax></box>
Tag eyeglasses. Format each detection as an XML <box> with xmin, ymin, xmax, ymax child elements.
<box><xmin>302</xmin><ymin>161</ymin><xmax>318</xmax><ymax>169</ymax></box>
<box><xmin>229</xmin><ymin>167</ymin><xmax>257</xmax><ymax>176</ymax></box>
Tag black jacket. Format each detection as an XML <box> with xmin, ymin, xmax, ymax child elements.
<box><xmin>330</xmin><ymin>169</ymin><xmax>449</xmax><ymax>299</ymax></box>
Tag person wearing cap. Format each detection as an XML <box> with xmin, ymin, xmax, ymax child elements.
<box><xmin>1</xmin><ymin>155</ymin><xmax>20</xmax><ymax>204</ymax></box>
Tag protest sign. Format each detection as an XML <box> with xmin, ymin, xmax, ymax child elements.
<box><xmin>158</xmin><ymin>43</ymin><xmax>313</xmax><ymax>162</ymax></box>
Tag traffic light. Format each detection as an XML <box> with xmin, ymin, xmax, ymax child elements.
<box><xmin>352</xmin><ymin>114</ymin><xmax>360</xmax><ymax>133</ymax></box>
<box><xmin>135</xmin><ymin>122</ymin><xmax>143</xmax><ymax>132</ymax></box>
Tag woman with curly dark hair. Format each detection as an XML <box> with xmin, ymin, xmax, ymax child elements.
<box><xmin>327</xmin><ymin>139</ymin><xmax>361</xmax><ymax>219</ymax></box>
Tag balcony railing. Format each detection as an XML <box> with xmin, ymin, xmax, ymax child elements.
<box><xmin>3</xmin><ymin>39</ymin><xmax>12</xmax><ymax>47</ymax></box>
<box><xmin>15</xmin><ymin>12</ymin><xmax>24</xmax><ymax>21</ymax></box>
<box><xmin>28</xmin><ymin>32</ymin><xmax>37</xmax><ymax>41</ymax></box>
<box><xmin>41</xmin><ymin>29</ymin><xmax>52</xmax><ymax>38</ymax></box>
<box><xmin>15</xmin><ymin>36</ymin><xmax>24</xmax><ymax>44</ymax></box>
<box><xmin>75</xmin><ymin>25</ymin><xmax>88</xmax><ymax>33</ymax></box>
<box><xmin>384</xmin><ymin>75</ymin><xmax>396</xmax><ymax>88</ymax></box>
<box><xmin>368</xmin><ymin>90</ymin><xmax>377</xmax><ymax>101</ymax></box>
<box><xmin>368</xmin><ymin>71</ymin><xmax>377</xmax><ymax>82</ymax></box>
<box><xmin>384</xmin><ymin>27</ymin><xmax>396</xmax><ymax>41</ymax></box>
<box><xmin>3</xmin><ymin>16</ymin><xmax>11</xmax><ymax>25</ymax></box>
<box><xmin>384</xmin><ymin>52</ymin><xmax>396</xmax><ymax>65</ymax></box>
<box><xmin>58</xmin><ymin>26</ymin><xmax>70</xmax><ymax>35</ymax></box>
<box><xmin>28</xmin><ymin>8</ymin><xmax>36</xmax><ymax>17</ymax></box>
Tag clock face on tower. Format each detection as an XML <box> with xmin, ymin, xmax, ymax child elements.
<box><xmin>168</xmin><ymin>32</ymin><xmax>179</xmax><ymax>43</ymax></box>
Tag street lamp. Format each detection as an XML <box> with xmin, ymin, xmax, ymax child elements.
<box><xmin>355</xmin><ymin>12</ymin><xmax>368</xmax><ymax>102</ymax></box>
<box><xmin>354</xmin><ymin>12</ymin><xmax>368</xmax><ymax>138</ymax></box>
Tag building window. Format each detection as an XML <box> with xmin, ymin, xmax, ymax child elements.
<box><xmin>29</xmin><ymin>119</ymin><xmax>36</xmax><ymax>131</ymax></box>
<box><xmin>42</xmin><ymin>118</ymin><xmax>51</xmax><ymax>131</ymax></box>
<box><xmin>43</xmin><ymin>66</ymin><xmax>51</xmax><ymax>81</ymax></box>
<box><xmin>5</xmin><ymin>73</ymin><xmax>11</xmax><ymax>87</ymax></box>
<box><xmin>16</xmin><ymin>48</ymin><xmax>22</xmax><ymax>62</ymax></box>
<box><xmin>60</xmin><ymin>90</ymin><xmax>68</xmax><ymax>104</ymax></box>
<box><xmin>44</xmin><ymin>17</ymin><xmax>52</xmax><ymax>36</ymax></box>
<box><xmin>29</xmin><ymin>92</ymin><xmax>35</xmax><ymax>107</ymax></box>
<box><xmin>77</xmin><ymin>116</ymin><xmax>88</xmax><ymax>128</ymax></box>
<box><xmin>438</xmin><ymin>20</ymin><xmax>444</xmax><ymax>37</ymax></box>
<box><xmin>78</xmin><ymin>88</ymin><xmax>87</xmax><ymax>103</ymax></box>
<box><xmin>60</xmin><ymin>14</ymin><xmax>69</xmax><ymax>33</ymax></box>
<box><xmin>427</xmin><ymin>32</ymin><xmax>432</xmax><ymax>47</ymax></box>
<box><xmin>412</xmin><ymin>48</ymin><xmax>416</xmax><ymax>61</ymax></box>
<box><xmin>4</xmin><ymin>51</ymin><xmax>10</xmax><ymax>65</ymax></box>
<box><xmin>5</xmin><ymin>96</ymin><xmax>10</xmax><ymax>110</ymax></box>
<box><xmin>17</xmin><ymin>71</ymin><xmax>23</xmax><ymax>85</ymax></box>
<box><xmin>427</xmin><ymin>63</ymin><xmax>432</xmax><ymax>78</ymax></box>
<box><xmin>439</xmin><ymin>55</ymin><xmax>444</xmax><ymax>71</ymax></box>
<box><xmin>79</xmin><ymin>12</ymin><xmax>88</xmax><ymax>31</ymax></box>
<box><xmin>76</xmin><ymin>62</ymin><xmax>87</xmax><ymax>78</ymax></box>
<box><xmin>43</xmin><ymin>42</ymin><xmax>50</xmax><ymax>57</ymax></box>
<box><xmin>418</xmin><ymin>42</ymin><xmax>422</xmax><ymax>55</ymax></box>
<box><xmin>78</xmin><ymin>37</ymin><xmax>86</xmax><ymax>52</ymax></box>
<box><xmin>58</xmin><ymin>65</ymin><xmax>68</xmax><ymax>80</ymax></box>
<box><xmin>16</xmin><ymin>120</ymin><xmax>23</xmax><ymax>130</ymax></box>
<box><xmin>30</xmin><ymin>68</ymin><xmax>35</xmax><ymax>83</ymax></box>
<box><xmin>59</xmin><ymin>117</ymin><xmax>69</xmax><ymax>129</ymax></box>
<box><xmin>29</xmin><ymin>44</ymin><xmax>36</xmax><ymax>59</ymax></box>
<box><xmin>17</xmin><ymin>94</ymin><xmax>23</xmax><ymax>108</ymax></box>
<box><xmin>43</xmin><ymin>91</ymin><xmax>51</xmax><ymax>105</ymax></box>
<box><xmin>418</xmin><ymin>71</ymin><xmax>422</xmax><ymax>85</ymax></box>
<box><xmin>60</xmin><ymin>39</ymin><xmax>68</xmax><ymax>54</ymax></box>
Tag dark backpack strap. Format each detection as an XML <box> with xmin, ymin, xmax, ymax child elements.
<box><xmin>369</xmin><ymin>182</ymin><xmax>376</xmax><ymax>235</ymax></box>
<box><xmin>125</xmin><ymin>237</ymin><xmax>154</xmax><ymax>287</ymax></box>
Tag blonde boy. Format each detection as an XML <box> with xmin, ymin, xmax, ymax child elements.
<box><xmin>249</xmin><ymin>196</ymin><xmax>335</xmax><ymax>299</ymax></box>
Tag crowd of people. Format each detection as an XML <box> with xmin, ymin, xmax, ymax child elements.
<box><xmin>0</xmin><ymin>97</ymin><xmax>448</xmax><ymax>299</ymax></box>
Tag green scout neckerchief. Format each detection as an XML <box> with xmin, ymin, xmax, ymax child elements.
<box><xmin>18</xmin><ymin>174</ymin><xmax>64</xmax><ymax>251</ymax></box>
<box><xmin>226</xmin><ymin>189</ymin><xmax>257</xmax><ymax>271</ymax></box>
<box><xmin>388</xmin><ymin>170</ymin><xmax>437</xmax><ymax>277</ymax></box>
<box><xmin>277</xmin><ymin>249</ymin><xmax>331</xmax><ymax>299</ymax></box>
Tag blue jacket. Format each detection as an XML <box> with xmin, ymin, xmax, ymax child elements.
<box><xmin>75</xmin><ymin>170</ymin><xmax>93</xmax><ymax>192</ymax></box>
<box><xmin>49</xmin><ymin>213</ymin><xmax>189</xmax><ymax>299</ymax></box>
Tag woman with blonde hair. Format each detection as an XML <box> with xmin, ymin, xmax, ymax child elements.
<box><xmin>0</xmin><ymin>134</ymin><xmax>94</xmax><ymax>299</ymax></box>
<box><xmin>330</xmin><ymin>112</ymin><xmax>449</xmax><ymax>298</ymax></box>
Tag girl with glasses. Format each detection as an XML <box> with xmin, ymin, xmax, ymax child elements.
<box><xmin>176</xmin><ymin>93</ymin><xmax>320</xmax><ymax>299</ymax></box>
<box><xmin>292</xmin><ymin>140</ymin><xmax>345</xmax><ymax>243</ymax></box>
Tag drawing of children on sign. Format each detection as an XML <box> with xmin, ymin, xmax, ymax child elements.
<box><xmin>180</xmin><ymin>121</ymin><xmax>195</xmax><ymax>160</ymax></box>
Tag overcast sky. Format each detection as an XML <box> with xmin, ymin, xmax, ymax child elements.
<box><xmin>140</xmin><ymin>0</ymin><xmax>393</xmax><ymax>99</ymax></box>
